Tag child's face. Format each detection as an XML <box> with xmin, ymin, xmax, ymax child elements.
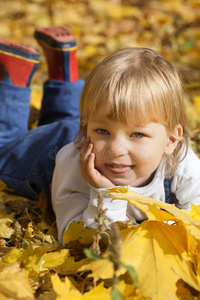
<box><xmin>87</xmin><ymin>104</ymin><xmax>178</xmax><ymax>187</ymax></box>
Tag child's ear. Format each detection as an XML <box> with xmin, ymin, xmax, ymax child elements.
<box><xmin>164</xmin><ymin>125</ymin><xmax>183</xmax><ymax>155</ymax></box>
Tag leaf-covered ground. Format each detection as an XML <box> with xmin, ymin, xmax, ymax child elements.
<box><xmin>0</xmin><ymin>183</ymin><xmax>200</xmax><ymax>299</ymax></box>
<box><xmin>0</xmin><ymin>0</ymin><xmax>200</xmax><ymax>299</ymax></box>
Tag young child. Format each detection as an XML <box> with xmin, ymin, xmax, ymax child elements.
<box><xmin>0</xmin><ymin>27</ymin><xmax>84</xmax><ymax>199</ymax></box>
<box><xmin>51</xmin><ymin>47</ymin><xmax>200</xmax><ymax>244</ymax></box>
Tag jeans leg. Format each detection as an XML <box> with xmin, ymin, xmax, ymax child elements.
<box><xmin>0</xmin><ymin>79</ymin><xmax>84</xmax><ymax>200</ymax></box>
<box><xmin>0</xmin><ymin>118</ymin><xmax>80</xmax><ymax>199</ymax></box>
<box><xmin>0</xmin><ymin>82</ymin><xmax>31</xmax><ymax>146</ymax></box>
<box><xmin>38</xmin><ymin>79</ymin><xmax>85</xmax><ymax>125</ymax></box>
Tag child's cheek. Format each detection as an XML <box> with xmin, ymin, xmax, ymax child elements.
<box><xmin>92</xmin><ymin>142</ymin><xmax>108</xmax><ymax>163</ymax></box>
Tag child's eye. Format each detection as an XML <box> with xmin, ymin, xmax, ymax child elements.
<box><xmin>131</xmin><ymin>132</ymin><xmax>144</xmax><ymax>138</ymax></box>
<box><xmin>96</xmin><ymin>129</ymin><xmax>110</xmax><ymax>135</ymax></box>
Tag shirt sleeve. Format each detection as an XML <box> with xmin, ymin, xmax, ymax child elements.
<box><xmin>171</xmin><ymin>147</ymin><xmax>200</xmax><ymax>211</ymax></box>
<box><xmin>51</xmin><ymin>143</ymin><xmax>90</xmax><ymax>244</ymax></box>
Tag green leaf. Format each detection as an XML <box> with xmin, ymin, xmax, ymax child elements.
<box><xmin>111</xmin><ymin>287</ymin><xmax>124</xmax><ymax>300</ymax></box>
<box><xmin>120</xmin><ymin>261</ymin><xmax>138</xmax><ymax>287</ymax></box>
<box><xmin>22</xmin><ymin>239</ymin><xmax>30</xmax><ymax>249</ymax></box>
<box><xmin>84</xmin><ymin>248</ymin><xmax>103</xmax><ymax>260</ymax></box>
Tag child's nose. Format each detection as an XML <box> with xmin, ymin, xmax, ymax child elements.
<box><xmin>109</xmin><ymin>139</ymin><xmax>128</xmax><ymax>158</ymax></box>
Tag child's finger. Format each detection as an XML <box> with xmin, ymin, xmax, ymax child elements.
<box><xmin>81</xmin><ymin>137</ymin><xmax>90</xmax><ymax>152</ymax></box>
<box><xmin>85</xmin><ymin>152</ymin><xmax>96</xmax><ymax>176</ymax></box>
<box><xmin>81</xmin><ymin>140</ymin><xmax>93</xmax><ymax>162</ymax></box>
<box><xmin>80</xmin><ymin>149</ymin><xmax>97</xmax><ymax>185</ymax></box>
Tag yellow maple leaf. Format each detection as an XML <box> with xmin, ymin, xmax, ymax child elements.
<box><xmin>54</xmin><ymin>256</ymin><xmax>90</xmax><ymax>275</ymax></box>
<box><xmin>51</xmin><ymin>273</ymin><xmax>82</xmax><ymax>299</ymax></box>
<box><xmin>63</xmin><ymin>221</ymin><xmax>97</xmax><ymax>245</ymax></box>
<box><xmin>81</xmin><ymin>220</ymin><xmax>200</xmax><ymax>300</ymax></box>
<box><xmin>80</xmin><ymin>256</ymin><xmax>114</xmax><ymax>280</ymax></box>
<box><xmin>107</xmin><ymin>187</ymin><xmax>200</xmax><ymax>240</ymax></box>
<box><xmin>41</xmin><ymin>249</ymin><xmax>70</xmax><ymax>270</ymax></box>
<box><xmin>115</xmin><ymin>280</ymin><xmax>145</xmax><ymax>300</ymax></box>
<box><xmin>0</xmin><ymin>263</ymin><xmax>34</xmax><ymax>300</ymax></box>
<box><xmin>0</xmin><ymin>217</ymin><xmax>14</xmax><ymax>239</ymax></box>
<box><xmin>82</xmin><ymin>281</ymin><xmax>112</xmax><ymax>300</ymax></box>
<box><xmin>1</xmin><ymin>245</ymin><xmax>69</xmax><ymax>279</ymax></box>
<box><xmin>19</xmin><ymin>246</ymin><xmax>69</xmax><ymax>278</ymax></box>
<box><xmin>120</xmin><ymin>221</ymin><xmax>200</xmax><ymax>297</ymax></box>
<box><xmin>187</xmin><ymin>203</ymin><xmax>200</xmax><ymax>220</ymax></box>
<box><xmin>51</xmin><ymin>273</ymin><xmax>112</xmax><ymax>299</ymax></box>
<box><xmin>79</xmin><ymin>187</ymin><xmax>200</xmax><ymax>299</ymax></box>
<box><xmin>0</xmin><ymin>247</ymin><xmax>21</xmax><ymax>266</ymax></box>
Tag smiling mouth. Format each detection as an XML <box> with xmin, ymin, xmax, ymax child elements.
<box><xmin>105</xmin><ymin>164</ymin><xmax>134</xmax><ymax>174</ymax></box>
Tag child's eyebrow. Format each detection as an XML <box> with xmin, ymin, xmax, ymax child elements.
<box><xmin>89</xmin><ymin>116</ymin><xmax>109</xmax><ymax>123</ymax></box>
<box><xmin>90</xmin><ymin>119</ymin><xmax>105</xmax><ymax>123</ymax></box>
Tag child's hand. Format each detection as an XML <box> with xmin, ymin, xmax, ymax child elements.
<box><xmin>80</xmin><ymin>138</ymin><xmax>115</xmax><ymax>188</ymax></box>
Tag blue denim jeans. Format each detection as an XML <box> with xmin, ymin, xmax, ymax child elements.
<box><xmin>0</xmin><ymin>79</ymin><xmax>84</xmax><ymax>199</ymax></box>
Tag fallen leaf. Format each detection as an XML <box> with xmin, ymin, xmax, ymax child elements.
<box><xmin>0</xmin><ymin>263</ymin><xmax>34</xmax><ymax>300</ymax></box>
<box><xmin>63</xmin><ymin>221</ymin><xmax>97</xmax><ymax>245</ymax></box>
<box><xmin>51</xmin><ymin>273</ymin><xmax>112</xmax><ymax>299</ymax></box>
<box><xmin>0</xmin><ymin>217</ymin><xmax>14</xmax><ymax>239</ymax></box>
<box><xmin>81</xmin><ymin>220</ymin><xmax>200</xmax><ymax>300</ymax></box>
<box><xmin>107</xmin><ymin>187</ymin><xmax>200</xmax><ymax>239</ymax></box>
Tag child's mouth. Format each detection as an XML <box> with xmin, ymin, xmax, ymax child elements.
<box><xmin>105</xmin><ymin>163</ymin><xmax>134</xmax><ymax>174</ymax></box>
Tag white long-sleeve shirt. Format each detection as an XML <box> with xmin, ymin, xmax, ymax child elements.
<box><xmin>51</xmin><ymin>142</ymin><xmax>200</xmax><ymax>244</ymax></box>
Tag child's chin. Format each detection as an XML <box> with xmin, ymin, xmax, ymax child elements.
<box><xmin>109</xmin><ymin>177</ymin><xmax>131</xmax><ymax>187</ymax></box>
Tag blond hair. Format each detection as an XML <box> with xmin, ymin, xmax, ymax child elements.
<box><xmin>75</xmin><ymin>47</ymin><xmax>190</xmax><ymax>175</ymax></box>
